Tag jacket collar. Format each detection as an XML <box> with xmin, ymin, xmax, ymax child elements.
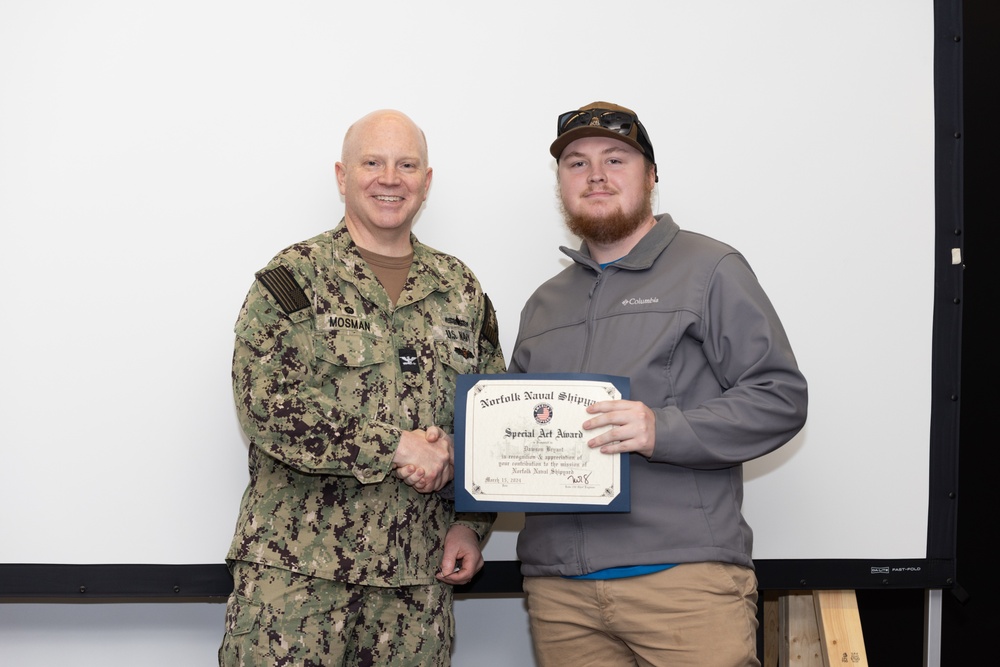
<box><xmin>561</xmin><ymin>213</ymin><xmax>680</xmax><ymax>271</ymax></box>
<box><xmin>328</xmin><ymin>219</ymin><xmax>456</xmax><ymax>309</ymax></box>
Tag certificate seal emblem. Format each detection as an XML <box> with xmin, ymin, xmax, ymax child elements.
<box><xmin>533</xmin><ymin>403</ymin><xmax>553</xmax><ymax>424</ymax></box>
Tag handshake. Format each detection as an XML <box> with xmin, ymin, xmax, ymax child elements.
<box><xmin>391</xmin><ymin>425</ymin><xmax>453</xmax><ymax>494</ymax></box>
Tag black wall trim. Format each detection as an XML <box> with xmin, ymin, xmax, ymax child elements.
<box><xmin>926</xmin><ymin>0</ymin><xmax>964</xmax><ymax>563</ymax></box>
<box><xmin>0</xmin><ymin>559</ymin><xmax>955</xmax><ymax>602</ymax></box>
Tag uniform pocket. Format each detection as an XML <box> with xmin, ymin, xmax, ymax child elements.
<box><xmin>431</xmin><ymin>339</ymin><xmax>477</xmax><ymax>428</ymax></box>
<box><xmin>435</xmin><ymin>338</ymin><xmax>477</xmax><ymax>377</ymax></box>
<box><xmin>312</xmin><ymin>330</ymin><xmax>391</xmax><ymax>416</ymax></box>
<box><xmin>219</xmin><ymin>593</ymin><xmax>262</xmax><ymax>666</ymax></box>
<box><xmin>226</xmin><ymin>593</ymin><xmax>260</xmax><ymax>635</ymax></box>
<box><xmin>314</xmin><ymin>329</ymin><xmax>389</xmax><ymax>370</ymax></box>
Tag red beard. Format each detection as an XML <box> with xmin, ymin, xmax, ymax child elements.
<box><xmin>561</xmin><ymin>185</ymin><xmax>654</xmax><ymax>245</ymax></box>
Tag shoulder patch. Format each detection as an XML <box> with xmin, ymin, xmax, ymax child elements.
<box><xmin>257</xmin><ymin>265</ymin><xmax>310</xmax><ymax>314</ymax></box>
<box><xmin>480</xmin><ymin>293</ymin><xmax>500</xmax><ymax>350</ymax></box>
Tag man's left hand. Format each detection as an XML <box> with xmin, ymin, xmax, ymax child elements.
<box><xmin>435</xmin><ymin>524</ymin><xmax>484</xmax><ymax>586</ymax></box>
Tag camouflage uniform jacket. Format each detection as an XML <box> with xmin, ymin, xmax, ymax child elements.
<box><xmin>226</xmin><ymin>220</ymin><xmax>505</xmax><ymax>587</ymax></box>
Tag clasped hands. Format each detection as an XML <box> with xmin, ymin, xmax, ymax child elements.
<box><xmin>391</xmin><ymin>425</ymin><xmax>453</xmax><ymax>493</ymax></box>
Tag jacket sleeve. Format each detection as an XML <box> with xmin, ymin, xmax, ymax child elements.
<box><xmin>650</xmin><ymin>252</ymin><xmax>808</xmax><ymax>468</ymax></box>
<box><xmin>232</xmin><ymin>267</ymin><xmax>400</xmax><ymax>482</ymax></box>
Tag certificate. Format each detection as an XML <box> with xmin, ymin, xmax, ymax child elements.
<box><xmin>454</xmin><ymin>373</ymin><xmax>630</xmax><ymax>513</ymax></box>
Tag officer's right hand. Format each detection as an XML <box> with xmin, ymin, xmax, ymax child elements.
<box><xmin>392</xmin><ymin>426</ymin><xmax>453</xmax><ymax>493</ymax></box>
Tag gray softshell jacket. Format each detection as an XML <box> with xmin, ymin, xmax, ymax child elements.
<box><xmin>509</xmin><ymin>214</ymin><xmax>808</xmax><ymax>575</ymax></box>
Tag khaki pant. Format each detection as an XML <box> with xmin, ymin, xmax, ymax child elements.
<box><xmin>523</xmin><ymin>562</ymin><xmax>760</xmax><ymax>667</ymax></box>
<box><xmin>219</xmin><ymin>561</ymin><xmax>453</xmax><ymax>667</ymax></box>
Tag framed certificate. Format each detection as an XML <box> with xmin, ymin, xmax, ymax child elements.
<box><xmin>454</xmin><ymin>373</ymin><xmax>630</xmax><ymax>513</ymax></box>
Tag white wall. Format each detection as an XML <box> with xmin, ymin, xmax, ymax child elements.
<box><xmin>0</xmin><ymin>0</ymin><xmax>936</xmax><ymax>664</ymax></box>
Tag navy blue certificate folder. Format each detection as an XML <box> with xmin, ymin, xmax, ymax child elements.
<box><xmin>454</xmin><ymin>373</ymin><xmax>630</xmax><ymax>513</ymax></box>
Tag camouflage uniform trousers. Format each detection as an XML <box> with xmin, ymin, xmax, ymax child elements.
<box><xmin>219</xmin><ymin>560</ymin><xmax>454</xmax><ymax>667</ymax></box>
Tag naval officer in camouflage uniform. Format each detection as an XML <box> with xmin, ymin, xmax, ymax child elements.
<box><xmin>219</xmin><ymin>109</ymin><xmax>505</xmax><ymax>666</ymax></box>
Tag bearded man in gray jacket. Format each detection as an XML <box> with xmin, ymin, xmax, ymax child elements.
<box><xmin>509</xmin><ymin>101</ymin><xmax>808</xmax><ymax>667</ymax></box>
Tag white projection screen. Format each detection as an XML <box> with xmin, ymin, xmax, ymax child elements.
<box><xmin>0</xmin><ymin>0</ymin><xmax>959</xmax><ymax>595</ymax></box>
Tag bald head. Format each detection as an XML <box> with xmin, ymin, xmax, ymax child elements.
<box><xmin>342</xmin><ymin>109</ymin><xmax>428</xmax><ymax>166</ymax></box>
